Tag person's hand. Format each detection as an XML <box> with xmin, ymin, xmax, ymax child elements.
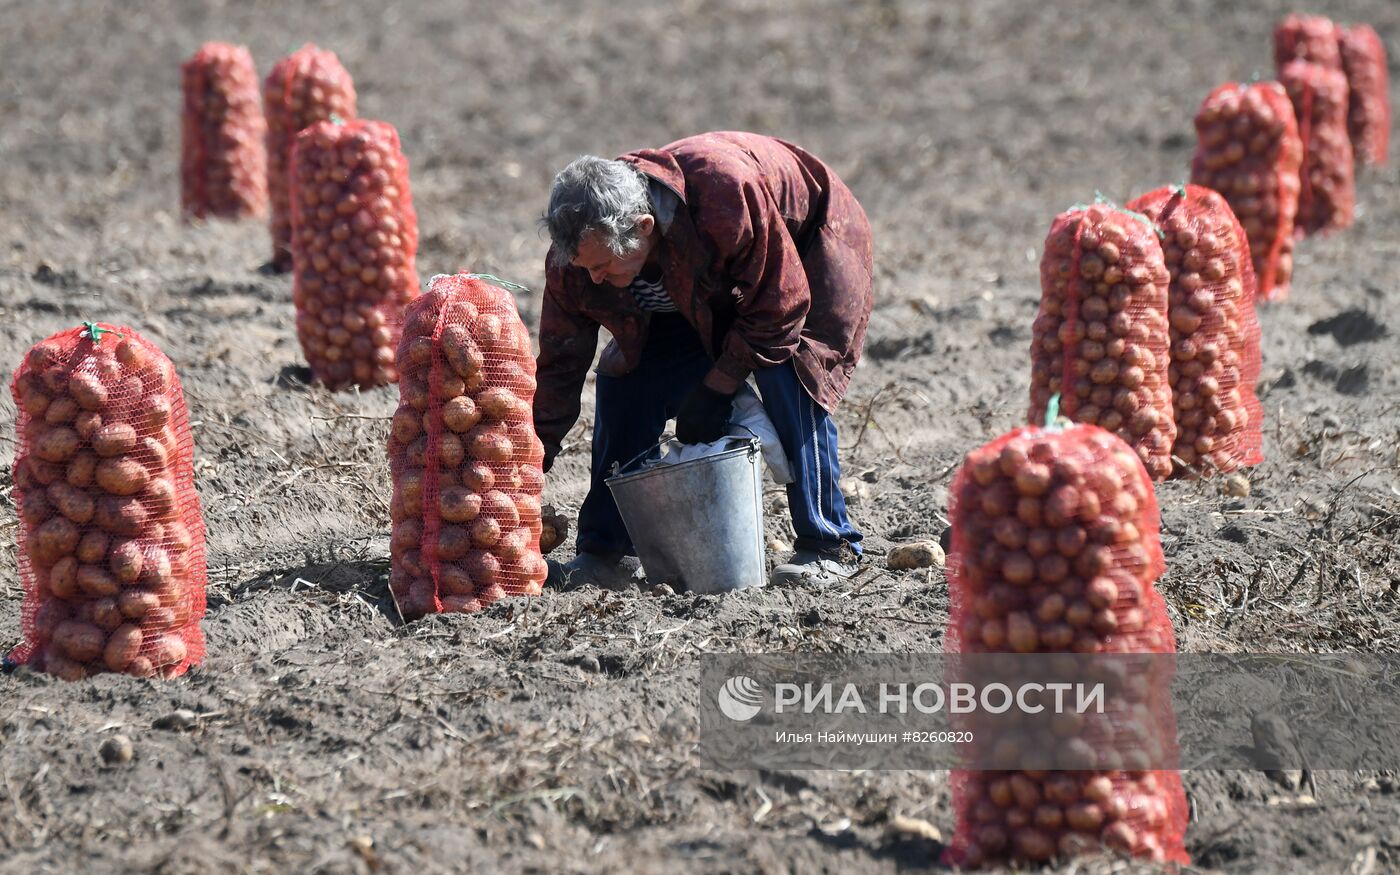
<box><xmin>675</xmin><ymin>384</ymin><xmax>735</xmax><ymax>444</ymax></box>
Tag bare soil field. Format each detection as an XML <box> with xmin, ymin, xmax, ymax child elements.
<box><xmin>1</xmin><ymin>1</ymin><xmax>1398</xmax><ymax>872</ymax></box>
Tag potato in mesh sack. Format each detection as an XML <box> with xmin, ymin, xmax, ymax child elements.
<box><xmin>1127</xmin><ymin>184</ymin><xmax>1263</xmax><ymax>476</ymax></box>
<box><xmin>180</xmin><ymin>42</ymin><xmax>267</xmax><ymax>221</ymax></box>
<box><xmin>1273</xmin><ymin>13</ymin><xmax>1343</xmax><ymax>70</ymax></box>
<box><xmin>289</xmin><ymin>118</ymin><xmax>419</xmax><ymax>390</ymax></box>
<box><xmin>1340</xmin><ymin>24</ymin><xmax>1390</xmax><ymax>167</ymax></box>
<box><xmin>1029</xmin><ymin>203</ymin><xmax>1174</xmax><ymax>481</ymax></box>
<box><xmin>1281</xmin><ymin>59</ymin><xmax>1355</xmax><ymax>237</ymax></box>
<box><xmin>264</xmin><ymin>43</ymin><xmax>356</xmax><ymax>271</ymax></box>
<box><xmin>8</xmin><ymin>323</ymin><xmax>207</xmax><ymax>680</ymax></box>
<box><xmin>942</xmin><ymin>423</ymin><xmax>1186</xmax><ymax>868</ymax></box>
<box><xmin>388</xmin><ymin>274</ymin><xmax>547</xmax><ymax>619</ymax></box>
<box><xmin>1190</xmin><ymin>81</ymin><xmax>1303</xmax><ymax>301</ymax></box>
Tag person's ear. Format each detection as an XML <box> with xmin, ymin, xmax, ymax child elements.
<box><xmin>634</xmin><ymin>214</ymin><xmax>655</xmax><ymax>238</ymax></box>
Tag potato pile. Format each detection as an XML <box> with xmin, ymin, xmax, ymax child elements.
<box><xmin>289</xmin><ymin>118</ymin><xmax>418</xmax><ymax>390</ymax></box>
<box><xmin>1127</xmin><ymin>185</ymin><xmax>1263</xmax><ymax>476</ymax></box>
<box><xmin>1190</xmin><ymin>81</ymin><xmax>1303</xmax><ymax>301</ymax></box>
<box><xmin>1340</xmin><ymin>25</ymin><xmax>1390</xmax><ymax>167</ymax></box>
<box><xmin>388</xmin><ymin>274</ymin><xmax>547</xmax><ymax>619</ymax></box>
<box><xmin>943</xmin><ymin>424</ymin><xmax>1187</xmax><ymax>867</ymax></box>
<box><xmin>179</xmin><ymin>42</ymin><xmax>267</xmax><ymax>221</ymax></box>
<box><xmin>9</xmin><ymin>325</ymin><xmax>207</xmax><ymax>681</ymax></box>
<box><xmin>1280</xmin><ymin>59</ymin><xmax>1356</xmax><ymax>237</ymax></box>
<box><xmin>1029</xmin><ymin>204</ymin><xmax>1175</xmax><ymax>481</ymax></box>
<box><xmin>1273</xmin><ymin>13</ymin><xmax>1343</xmax><ymax>69</ymax></box>
<box><xmin>263</xmin><ymin>43</ymin><xmax>356</xmax><ymax>271</ymax></box>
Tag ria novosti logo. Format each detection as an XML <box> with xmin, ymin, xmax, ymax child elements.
<box><xmin>717</xmin><ymin>675</ymin><xmax>764</xmax><ymax>721</ymax></box>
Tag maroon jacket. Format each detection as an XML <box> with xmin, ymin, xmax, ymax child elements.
<box><xmin>534</xmin><ymin>131</ymin><xmax>874</xmax><ymax>467</ymax></box>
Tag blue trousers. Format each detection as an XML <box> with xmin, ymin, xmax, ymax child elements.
<box><xmin>577</xmin><ymin>314</ymin><xmax>862</xmax><ymax>556</ymax></box>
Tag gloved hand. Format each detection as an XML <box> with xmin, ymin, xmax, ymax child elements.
<box><xmin>675</xmin><ymin>384</ymin><xmax>735</xmax><ymax>444</ymax></box>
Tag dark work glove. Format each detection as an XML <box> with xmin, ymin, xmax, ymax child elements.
<box><xmin>675</xmin><ymin>384</ymin><xmax>735</xmax><ymax>445</ymax></box>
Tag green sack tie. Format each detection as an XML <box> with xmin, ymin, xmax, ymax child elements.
<box><xmin>1067</xmin><ymin>195</ymin><xmax>1165</xmax><ymax>241</ymax></box>
<box><xmin>1043</xmin><ymin>392</ymin><xmax>1072</xmax><ymax>432</ymax></box>
<box><xmin>82</xmin><ymin>321</ymin><xmax>122</xmax><ymax>343</ymax></box>
<box><xmin>465</xmin><ymin>273</ymin><xmax>532</xmax><ymax>294</ymax></box>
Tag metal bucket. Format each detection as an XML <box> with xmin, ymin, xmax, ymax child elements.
<box><xmin>605</xmin><ymin>437</ymin><xmax>766</xmax><ymax>594</ymax></box>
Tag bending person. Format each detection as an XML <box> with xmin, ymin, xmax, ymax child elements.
<box><xmin>535</xmin><ymin>131</ymin><xmax>874</xmax><ymax>589</ymax></box>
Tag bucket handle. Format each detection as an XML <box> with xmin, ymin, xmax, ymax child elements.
<box><xmin>609</xmin><ymin>426</ymin><xmax>761</xmax><ymax>478</ymax></box>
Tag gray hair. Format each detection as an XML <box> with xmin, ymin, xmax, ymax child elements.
<box><xmin>543</xmin><ymin>156</ymin><xmax>653</xmax><ymax>267</ymax></box>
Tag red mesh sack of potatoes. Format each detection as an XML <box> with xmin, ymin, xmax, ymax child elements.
<box><xmin>387</xmin><ymin>274</ymin><xmax>546</xmax><ymax>620</ymax></box>
<box><xmin>180</xmin><ymin>42</ymin><xmax>268</xmax><ymax>221</ymax></box>
<box><xmin>1281</xmin><ymin>60</ymin><xmax>1356</xmax><ymax>237</ymax></box>
<box><xmin>942</xmin><ymin>423</ymin><xmax>1187</xmax><ymax>868</ymax></box>
<box><xmin>1340</xmin><ymin>25</ymin><xmax>1391</xmax><ymax>167</ymax></box>
<box><xmin>290</xmin><ymin>118</ymin><xmax>418</xmax><ymax>390</ymax></box>
<box><xmin>1127</xmin><ymin>185</ymin><xmax>1264</xmax><ymax>476</ymax></box>
<box><xmin>1029</xmin><ymin>203</ymin><xmax>1175</xmax><ymax>482</ymax></box>
<box><xmin>8</xmin><ymin>324</ymin><xmax>207</xmax><ymax>681</ymax></box>
<box><xmin>264</xmin><ymin>44</ymin><xmax>356</xmax><ymax>271</ymax></box>
<box><xmin>1274</xmin><ymin>14</ymin><xmax>1344</xmax><ymax>70</ymax></box>
<box><xmin>1190</xmin><ymin>81</ymin><xmax>1303</xmax><ymax>301</ymax></box>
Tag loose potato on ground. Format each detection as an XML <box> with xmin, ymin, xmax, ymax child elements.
<box><xmin>887</xmin><ymin>540</ymin><xmax>946</xmax><ymax>570</ymax></box>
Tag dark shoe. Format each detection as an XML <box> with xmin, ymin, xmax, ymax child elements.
<box><xmin>558</xmin><ymin>552</ymin><xmax>644</xmax><ymax>591</ymax></box>
<box><xmin>770</xmin><ymin>543</ymin><xmax>861</xmax><ymax>586</ymax></box>
<box><xmin>545</xmin><ymin>557</ymin><xmax>567</xmax><ymax>589</ymax></box>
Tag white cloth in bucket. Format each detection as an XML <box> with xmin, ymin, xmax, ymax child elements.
<box><xmin>727</xmin><ymin>383</ymin><xmax>794</xmax><ymax>484</ymax></box>
<box><xmin>648</xmin><ymin>383</ymin><xmax>794</xmax><ymax>484</ymax></box>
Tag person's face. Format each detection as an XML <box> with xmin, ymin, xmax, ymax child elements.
<box><xmin>571</xmin><ymin>216</ymin><xmax>655</xmax><ymax>287</ymax></box>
